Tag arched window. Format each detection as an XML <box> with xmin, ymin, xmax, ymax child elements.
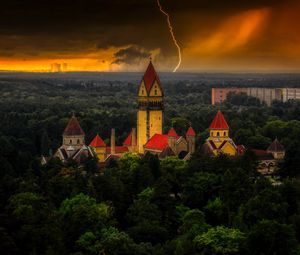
<box><xmin>70</xmin><ymin>139</ymin><xmax>72</xmax><ymax>144</ymax></box>
<box><xmin>141</xmin><ymin>90</ymin><xmax>144</xmax><ymax>95</ymax></box>
<box><xmin>155</xmin><ymin>89</ymin><xmax>157</xmax><ymax>95</ymax></box>
<box><xmin>224</xmin><ymin>132</ymin><xmax>226</xmax><ymax>136</ymax></box>
<box><xmin>77</xmin><ymin>139</ymin><xmax>80</xmax><ymax>144</ymax></box>
<box><xmin>217</xmin><ymin>132</ymin><xmax>220</xmax><ymax>136</ymax></box>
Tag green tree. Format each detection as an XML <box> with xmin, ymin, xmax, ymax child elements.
<box><xmin>194</xmin><ymin>226</ymin><xmax>245</xmax><ymax>255</ymax></box>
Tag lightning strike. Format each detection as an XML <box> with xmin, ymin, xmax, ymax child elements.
<box><xmin>156</xmin><ymin>0</ymin><xmax>182</xmax><ymax>72</ymax></box>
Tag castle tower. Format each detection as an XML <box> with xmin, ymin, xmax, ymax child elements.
<box><xmin>62</xmin><ymin>114</ymin><xmax>85</xmax><ymax>155</ymax></box>
<box><xmin>209</xmin><ymin>110</ymin><xmax>230</xmax><ymax>148</ymax></box>
<box><xmin>167</xmin><ymin>128</ymin><xmax>178</xmax><ymax>154</ymax></box>
<box><xmin>137</xmin><ymin>60</ymin><xmax>164</xmax><ymax>153</ymax></box>
<box><xmin>186</xmin><ymin>126</ymin><xmax>196</xmax><ymax>154</ymax></box>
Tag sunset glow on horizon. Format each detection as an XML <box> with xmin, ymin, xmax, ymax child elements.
<box><xmin>1</xmin><ymin>0</ymin><xmax>300</xmax><ymax>72</ymax></box>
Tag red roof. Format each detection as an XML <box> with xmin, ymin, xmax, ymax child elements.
<box><xmin>89</xmin><ymin>134</ymin><xmax>106</xmax><ymax>147</ymax></box>
<box><xmin>63</xmin><ymin>115</ymin><xmax>85</xmax><ymax>136</ymax></box>
<box><xmin>106</xmin><ymin>146</ymin><xmax>129</xmax><ymax>154</ymax></box>
<box><xmin>144</xmin><ymin>134</ymin><xmax>169</xmax><ymax>151</ymax></box>
<box><xmin>186</xmin><ymin>127</ymin><xmax>196</xmax><ymax>136</ymax></box>
<box><xmin>123</xmin><ymin>132</ymin><xmax>132</xmax><ymax>146</ymax></box>
<box><xmin>210</xmin><ymin>110</ymin><xmax>229</xmax><ymax>130</ymax></box>
<box><xmin>168</xmin><ymin>128</ymin><xmax>178</xmax><ymax>137</ymax></box>
<box><xmin>142</xmin><ymin>61</ymin><xmax>161</xmax><ymax>93</ymax></box>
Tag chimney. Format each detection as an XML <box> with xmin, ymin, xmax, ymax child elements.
<box><xmin>111</xmin><ymin>128</ymin><xmax>115</xmax><ymax>154</ymax></box>
<box><xmin>132</xmin><ymin>128</ymin><xmax>137</xmax><ymax>146</ymax></box>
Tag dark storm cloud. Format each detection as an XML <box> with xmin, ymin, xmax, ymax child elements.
<box><xmin>112</xmin><ymin>46</ymin><xmax>151</xmax><ymax>65</ymax></box>
<box><xmin>0</xmin><ymin>0</ymin><xmax>295</xmax><ymax>61</ymax></box>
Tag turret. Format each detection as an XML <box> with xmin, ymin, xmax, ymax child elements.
<box><xmin>168</xmin><ymin>128</ymin><xmax>178</xmax><ymax>154</ymax></box>
<box><xmin>209</xmin><ymin>110</ymin><xmax>229</xmax><ymax>147</ymax></box>
<box><xmin>62</xmin><ymin>114</ymin><xmax>85</xmax><ymax>155</ymax></box>
<box><xmin>186</xmin><ymin>126</ymin><xmax>196</xmax><ymax>154</ymax></box>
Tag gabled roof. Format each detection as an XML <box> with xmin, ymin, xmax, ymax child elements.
<box><xmin>168</xmin><ymin>128</ymin><xmax>178</xmax><ymax>137</ymax></box>
<box><xmin>186</xmin><ymin>126</ymin><xmax>196</xmax><ymax>136</ymax></box>
<box><xmin>123</xmin><ymin>132</ymin><xmax>132</xmax><ymax>146</ymax></box>
<box><xmin>63</xmin><ymin>115</ymin><xmax>85</xmax><ymax>136</ymax></box>
<box><xmin>210</xmin><ymin>110</ymin><xmax>229</xmax><ymax>130</ymax></box>
<box><xmin>267</xmin><ymin>138</ymin><xmax>284</xmax><ymax>152</ymax></box>
<box><xmin>142</xmin><ymin>61</ymin><xmax>161</xmax><ymax>93</ymax></box>
<box><xmin>89</xmin><ymin>134</ymin><xmax>106</xmax><ymax>147</ymax></box>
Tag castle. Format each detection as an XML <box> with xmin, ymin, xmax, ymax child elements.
<box><xmin>51</xmin><ymin>61</ymin><xmax>285</xmax><ymax>174</ymax></box>
<box><xmin>202</xmin><ymin>110</ymin><xmax>285</xmax><ymax>175</ymax></box>
<box><xmin>53</xmin><ymin>60</ymin><xmax>196</xmax><ymax>164</ymax></box>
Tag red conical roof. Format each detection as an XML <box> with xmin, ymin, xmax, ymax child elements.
<box><xmin>209</xmin><ymin>110</ymin><xmax>229</xmax><ymax>129</ymax></box>
<box><xmin>186</xmin><ymin>126</ymin><xmax>196</xmax><ymax>136</ymax></box>
<box><xmin>63</xmin><ymin>115</ymin><xmax>85</xmax><ymax>136</ymax></box>
<box><xmin>123</xmin><ymin>132</ymin><xmax>132</xmax><ymax>146</ymax></box>
<box><xmin>168</xmin><ymin>128</ymin><xmax>178</xmax><ymax>137</ymax></box>
<box><xmin>89</xmin><ymin>134</ymin><xmax>106</xmax><ymax>147</ymax></box>
<box><xmin>142</xmin><ymin>60</ymin><xmax>161</xmax><ymax>93</ymax></box>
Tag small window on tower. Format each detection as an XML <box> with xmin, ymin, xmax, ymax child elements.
<box><xmin>70</xmin><ymin>140</ymin><xmax>72</xmax><ymax>144</ymax></box>
<box><xmin>224</xmin><ymin>132</ymin><xmax>226</xmax><ymax>136</ymax></box>
<box><xmin>155</xmin><ymin>89</ymin><xmax>157</xmax><ymax>95</ymax></box>
<box><xmin>142</xmin><ymin>90</ymin><xmax>144</xmax><ymax>95</ymax></box>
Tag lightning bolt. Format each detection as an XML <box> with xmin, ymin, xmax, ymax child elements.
<box><xmin>156</xmin><ymin>0</ymin><xmax>182</xmax><ymax>72</ymax></box>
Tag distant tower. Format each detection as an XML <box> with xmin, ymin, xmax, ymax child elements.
<box><xmin>62</xmin><ymin>114</ymin><xmax>85</xmax><ymax>156</ymax></box>
<box><xmin>137</xmin><ymin>60</ymin><xmax>164</xmax><ymax>153</ymax></box>
<box><xmin>186</xmin><ymin>126</ymin><xmax>196</xmax><ymax>154</ymax></box>
<box><xmin>209</xmin><ymin>110</ymin><xmax>230</xmax><ymax>146</ymax></box>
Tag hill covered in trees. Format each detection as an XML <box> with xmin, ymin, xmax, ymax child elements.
<box><xmin>1</xmin><ymin>73</ymin><xmax>300</xmax><ymax>254</ymax></box>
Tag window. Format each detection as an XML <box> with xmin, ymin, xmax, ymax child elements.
<box><xmin>155</xmin><ymin>89</ymin><xmax>157</xmax><ymax>95</ymax></box>
<box><xmin>70</xmin><ymin>139</ymin><xmax>72</xmax><ymax>144</ymax></box>
<box><xmin>77</xmin><ymin>139</ymin><xmax>80</xmax><ymax>144</ymax></box>
<box><xmin>141</xmin><ymin>90</ymin><xmax>144</xmax><ymax>95</ymax></box>
<box><xmin>217</xmin><ymin>132</ymin><xmax>220</xmax><ymax>136</ymax></box>
<box><xmin>223</xmin><ymin>132</ymin><xmax>226</xmax><ymax>136</ymax></box>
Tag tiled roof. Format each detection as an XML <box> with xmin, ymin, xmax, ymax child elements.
<box><xmin>267</xmin><ymin>138</ymin><xmax>284</xmax><ymax>152</ymax></box>
<box><xmin>89</xmin><ymin>134</ymin><xmax>106</xmax><ymax>147</ymax></box>
<box><xmin>142</xmin><ymin>61</ymin><xmax>161</xmax><ymax>93</ymax></box>
<box><xmin>63</xmin><ymin>115</ymin><xmax>85</xmax><ymax>136</ymax></box>
<box><xmin>186</xmin><ymin>126</ymin><xmax>196</xmax><ymax>136</ymax></box>
<box><xmin>144</xmin><ymin>134</ymin><xmax>169</xmax><ymax>151</ymax></box>
<box><xmin>210</xmin><ymin>110</ymin><xmax>229</xmax><ymax>130</ymax></box>
<box><xmin>123</xmin><ymin>132</ymin><xmax>132</xmax><ymax>146</ymax></box>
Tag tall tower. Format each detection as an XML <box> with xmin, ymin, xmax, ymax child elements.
<box><xmin>137</xmin><ymin>60</ymin><xmax>164</xmax><ymax>153</ymax></box>
<box><xmin>209</xmin><ymin>110</ymin><xmax>230</xmax><ymax>148</ymax></box>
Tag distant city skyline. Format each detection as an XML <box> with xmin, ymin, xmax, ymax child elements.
<box><xmin>0</xmin><ymin>0</ymin><xmax>300</xmax><ymax>72</ymax></box>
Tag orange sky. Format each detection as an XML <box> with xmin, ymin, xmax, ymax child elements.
<box><xmin>1</xmin><ymin>0</ymin><xmax>300</xmax><ymax>72</ymax></box>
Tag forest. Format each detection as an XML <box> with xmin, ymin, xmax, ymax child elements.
<box><xmin>1</xmin><ymin>73</ymin><xmax>300</xmax><ymax>254</ymax></box>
